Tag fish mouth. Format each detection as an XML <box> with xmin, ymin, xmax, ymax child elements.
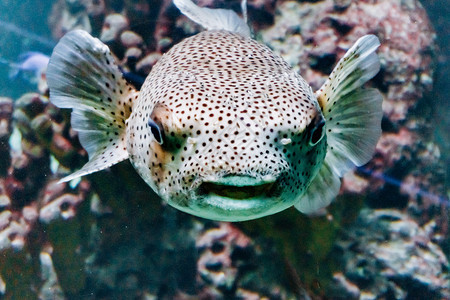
<box><xmin>198</xmin><ymin>179</ymin><xmax>277</xmax><ymax>200</ymax></box>
<box><xmin>185</xmin><ymin>174</ymin><xmax>290</xmax><ymax>221</ymax></box>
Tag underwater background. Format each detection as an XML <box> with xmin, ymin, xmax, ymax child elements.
<box><xmin>0</xmin><ymin>0</ymin><xmax>448</xmax><ymax>299</ymax></box>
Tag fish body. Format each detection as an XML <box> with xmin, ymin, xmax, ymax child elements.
<box><xmin>2</xmin><ymin>51</ymin><xmax>49</xmax><ymax>81</ymax></box>
<box><xmin>46</xmin><ymin>0</ymin><xmax>382</xmax><ymax>221</ymax></box>
<box><xmin>128</xmin><ymin>30</ymin><xmax>326</xmax><ymax>219</ymax></box>
<box><xmin>15</xmin><ymin>52</ymin><xmax>50</xmax><ymax>73</ymax></box>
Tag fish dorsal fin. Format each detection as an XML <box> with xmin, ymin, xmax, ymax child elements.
<box><xmin>47</xmin><ymin>30</ymin><xmax>138</xmax><ymax>182</ymax></box>
<box><xmin>295</xmin><ymin>35</ymin><xmax>383</xmax><ymax>214</ymax></box>
<box><xmin>173</xmin><ymin>0</ymin><xmax>251</xmax><ymax>37</ymax></box>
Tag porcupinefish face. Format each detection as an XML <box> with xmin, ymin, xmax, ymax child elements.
<box><xmin>47</xmin><ymin>3</ymin><xmax>380</xmax><ymax>222</ymax></box>
<box><xmin>126</xmin><ymin>31</ymin><xmax>327</xmax><ymax>221</ymax></box>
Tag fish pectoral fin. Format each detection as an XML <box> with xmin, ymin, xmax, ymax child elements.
<box><xmin>316</xmin><ymin>35</ymin><xmax>383</xmax><ymax>177</ymax></box>
<box><xmin>294</xmin><ymin>160</ymin><xmax>340</xmax><ymax>214</ymax></box>
<box><xmin>47</xmin><ymin>30</ymin><xmax>138</xmax><ymax>182</ymax></box>
<box><xmin>297</xmin><ymin>35</ymin><xmax>382</xmax><ymax>213</ymax></box>
<box><xmin>174</xmin><ymin>0</ymin><xmax>251</xmax><ymax>37</ymax></box>
<box><xmin>57</xmin><ymin>153</ymin><xmax>126</xmax><ymax>183</ymax></box>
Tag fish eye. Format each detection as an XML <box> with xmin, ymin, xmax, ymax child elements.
<box><xmin>148</xmin><ymin>119</ymin><xmax>164</xmax><ymax>145</ymax></box>
<box><xmin>309</xmin><ymin>117</ymin><xmax>325</xmax><ymax>146</ymax></box>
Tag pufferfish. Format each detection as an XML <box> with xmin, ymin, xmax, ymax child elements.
<box><xmin>46</xmin><ymin>0</ymin><xmax>382</xmax><ymax>221</ymax></box>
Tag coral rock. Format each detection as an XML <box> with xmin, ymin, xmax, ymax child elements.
<box><xmin>100</xmin><ymin>14</ymin><xmax>129</xmax><ymax>43</ymax></box>
<box><xmin>331</xmin><ymin>209</ymin><xmax>450</xmax><ymax>299</ymax></box>
<box><xmin>120</xmin><ymin>30</ymin><xmax>144</xmax><ymax>48</ymax></box>
<box><xmin>196</xmin><ymin>223</ymin><xmax>252</xmax><ymax>292</ymax></box>
<box><xmin>136</xmin><ymin>52</ymin><xmax>162</xmax><ymax>75</ymax></box>
<box><xmin>0</xmin><ymin>98</ymin><xmax>13</xmax><ymax>176</ymax></box>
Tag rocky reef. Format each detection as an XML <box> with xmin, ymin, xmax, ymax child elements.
<box><xmin>0</xmin><ymin>0</ymin><xmax>448</xmax><ymax>299</ymax></box>
<box><xmin>331</xmin><ymin>209</ymin><xmax>449</xmax><ymax>299</ymax></box>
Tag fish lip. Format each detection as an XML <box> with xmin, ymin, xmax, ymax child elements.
<box><xmin>196</xmin><ymin>175</ymin><xmax>278</xmax><ymax>200</ymax></box>
<box><xmin>190</xmin><ymin>175</ymin><xmax>287</xmax><ymax>221</ymax></box>
<box><xmin>174</xmin><ymin>173</ymin><xmax>292</xmax><ymax>221</ymax></box>
<box><xmin>208</xmin><ymin>174</ymin><xmax>276</xmax><ymax>186</ymax></box>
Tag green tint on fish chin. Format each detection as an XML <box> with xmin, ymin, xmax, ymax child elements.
<box><xmin>168</xmin><ymin>175</ymin><xmax>296</xmax><ymax>221</ymax></box>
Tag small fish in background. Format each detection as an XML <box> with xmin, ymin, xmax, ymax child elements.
<box><xmin>7</xmin><ymin>51</ymin><xmax>50</xmax><ymax>81</ymax></box>
<box><xmin>46</xmin><ymin>0</ymin><xmax>383</xmax><ymax>221</ymax></box>
<box><xmin>0</xmin><ymin>51</ymin><xmax>50</xmax><ymax>93</ymax></box>
<box><xmin>0</xmin><ymin>19</ymin><xmax>56</xmax><ymax>94</ymax></box>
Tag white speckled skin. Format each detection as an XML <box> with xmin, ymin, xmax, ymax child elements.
<box><xmin>127</xmin><ymin>30</ymin><xmax>327</xmax><ymax>221</ymax></box>
<box><xmin>47</xmin><ymin>1</ymin><xmax>381</xmax><ymax>221</ymax></box>
<box><xmin>46</xmin><ymin>27</ymin><xmax>382</xmax><ymax>221</ymax></box>
<box><xmin>46</xmin><ymin>24</ymin><xmax>381</xmax><ymax>221</ymax></box>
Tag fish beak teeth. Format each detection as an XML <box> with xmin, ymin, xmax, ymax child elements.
<box><xmin>197</xmin><ymin>181</ymin><xmax>276</xmax><ymax>200</ymax></box>
<box><xmin>195</xmin><ymin>174</ymin><xmax>278</xmax><ymax>200</ymax></box>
